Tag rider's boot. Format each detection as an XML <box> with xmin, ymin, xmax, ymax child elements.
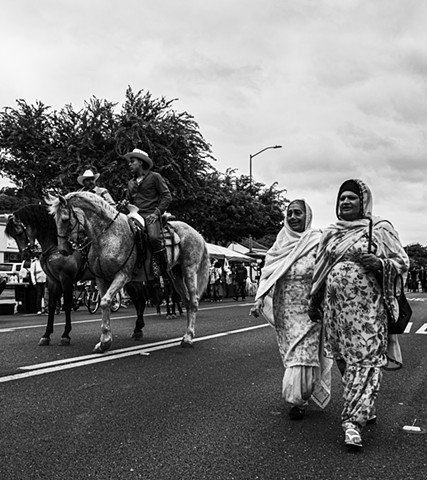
<box><xmin>154</xmin><ymin>248</ymin><xmax>171</xmax><ymax>281</ymax></box>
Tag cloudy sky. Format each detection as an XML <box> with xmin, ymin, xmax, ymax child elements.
<box><xmin>1</xmin><ymin>0</ymin><xmax>426</xmax><ymax>245</ymax></box>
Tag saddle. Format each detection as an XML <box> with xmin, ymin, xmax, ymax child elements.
<box><xmin>127</xmin><ymin>209</ymin><xmax>180</xmax><ymax>281</ymax></box>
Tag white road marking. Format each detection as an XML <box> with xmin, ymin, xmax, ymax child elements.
<box><xmin>0</xmin><ymin>324</ymin><xmax>268</xmax><ymax>384</ymax></box>
<box><xmin>415</xmin><ymin>324</ymin><xmax>427</xmax><ymax>334</ymax></box>
<box><xmin>0</xmin><ymin>303</ymin><xmax>251</xmax><ymax>334</ymax></box>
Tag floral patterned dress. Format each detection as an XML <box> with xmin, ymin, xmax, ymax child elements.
<box><xmin>273</xmin><ymin>248</ymin><xmax>321</xmax><ymax>369</ymax></box>
<box><xmin>323</xmin><ymin>236</ymin><xmax>387</xmax><ymax>430</ymax></box>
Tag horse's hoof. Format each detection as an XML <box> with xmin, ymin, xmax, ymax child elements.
<box><xmin>38</xmin><ymin>337</ymin><xmax>51</xmax><ymax>346</ymax></box>
<box><xmin>60</xmin><ymin>337</ymin><xmax>71</xmax><ymax>346</ymax></box>
<box><xmin>92</xmin><ymin>340</ymin><xmax>111</xmax><ymax>353</ymax></box>
<box><xmin>180</xmin><ymin>339</ymin><xmax>194</xmax><ymax>348</ymax></box>
<box><xmin>131</xmin><ymin>332</ymin><xmax>143</xmax><ymax>341</ymax></box>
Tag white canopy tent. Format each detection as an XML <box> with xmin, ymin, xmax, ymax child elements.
<box><xmin>206</xmin><ymin>243</ymin><xmax>253</xmax><ymax>263</ymax></box>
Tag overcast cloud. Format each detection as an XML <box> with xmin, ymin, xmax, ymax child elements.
<box><xmin>1</xmin><ymin>0</ymin><xmax>426</xmax><ymax>245</ymax></box>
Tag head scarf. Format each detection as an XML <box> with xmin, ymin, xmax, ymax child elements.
<box><xmin>336</xmin><ymin>178</ymin><xmax>373</xmax><ymax>219</ymax></box>
<box><xmin>256</xmin><ymin>199</ymin><xmax>320</xmax><ymax>302</ymax></box>
<box><xmin>311</xmin><ymin>179</ymin><xmax>408</xmax><ymax>296</ymax></box>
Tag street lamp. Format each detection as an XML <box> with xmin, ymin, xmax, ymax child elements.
<box><xmin>249</xmin><ymin>145</ymin><xmax>282</xmax><ymax>189</ymax></box>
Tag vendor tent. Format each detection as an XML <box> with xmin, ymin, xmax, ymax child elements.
<box><xmin>207</xmin><ymin>243</ymin><xmax>253</xmax><ymax>263</ymax></box>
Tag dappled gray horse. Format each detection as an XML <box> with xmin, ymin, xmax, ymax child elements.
<box><xmin>49</xmin><ymin>191</ymin><xmax>209</xmax><ymax>353</ymax></box>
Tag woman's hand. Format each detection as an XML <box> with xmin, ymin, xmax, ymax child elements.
<box><xmin>307</xmin><ymin>297</ymin><xmax>323</xmax><ymax>323</ymax></box>
<box><xmin>353</xmin><ymin>252</ymin><xmax>382</xmax><ymax>271</ymax></box>
<box><xmin>250</xmin><ymin>299</ymin><xmax>263</xmax><ymax>318</ymax></box>
<box><xmin>308</xmin><ymin>305</ymin><xmax>323</xmax><ymax>323</ymax></box>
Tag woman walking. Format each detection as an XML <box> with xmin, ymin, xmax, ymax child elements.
<box><xmin>251</xmin><ymin>199</ymin><xmax>331</xmax><ymax>419</ymax></box>
<box><xmin>309</xmin><ymin>179</ymin><xmax>409</xmax><ymax>449</ymax></box>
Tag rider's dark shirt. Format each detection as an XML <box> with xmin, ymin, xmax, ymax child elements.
<box><xmin>126</xmin><ymin>171</ymin><xmax>172</xmax><ymax>217</ymax></box>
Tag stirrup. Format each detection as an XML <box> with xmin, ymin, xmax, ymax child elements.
<box><xmin>344</xmin><ymin>428</ymin><xmax>362</xmax><ymax>449</ymax></box>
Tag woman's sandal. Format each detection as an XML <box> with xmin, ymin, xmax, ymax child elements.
<box><xmin>344</xmin><ymin>428</ymin><xmax>363</xmax><ymax>449</ymax></box>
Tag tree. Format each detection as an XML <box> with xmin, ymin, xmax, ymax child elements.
<box><xmin>405</xmin><ymin>243</ymin><xmax>427</xmax><ymax>269</ymax></box>
<box><xmin>0</xmin><ymin>88</ymin><xmax>286</xmax><ymax>243</ymax></box>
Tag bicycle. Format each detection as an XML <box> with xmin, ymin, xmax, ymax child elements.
<box><xmin>87</xmin><ymin>285</ymin><xmax>122</xmax><ymax>314</ymax></box>
<box><xmin>72</xmin><ymin>282</ymin><xmax>89</xmax><ymax>311</ymax></box>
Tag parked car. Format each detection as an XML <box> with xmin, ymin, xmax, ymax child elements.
<box><xmin>0</xmin><ymin>263</ymin><xmax>22</xmax><ymax>283</ymax></box>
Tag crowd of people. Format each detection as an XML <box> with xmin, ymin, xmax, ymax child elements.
<box><xmin>407</xmin><ymin>267</ymin><xmax>427</xmax><ymax>292</ymax></box>
<box><xmin>204</xmin><ymin>260</ymin><xmax>253</xmax><ymax>302</ymax></box>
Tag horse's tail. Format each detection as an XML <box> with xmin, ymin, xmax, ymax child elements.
<box><xmin>197</xmin><ymin>242</ymin><xmax>210</xmax><ymax>297</ymax></box>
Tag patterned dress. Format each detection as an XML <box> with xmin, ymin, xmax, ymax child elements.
<box><xmin>324</xmin><ymin>236</ymin><xmax>387</xmax><ymax>430</ymax></box>
<box><xmin>273</xmin><ymin>249</ymin><xmax>322</xmax><ymax>405</ymax></box>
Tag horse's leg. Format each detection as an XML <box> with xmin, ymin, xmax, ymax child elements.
<box><xmin>92</xmin><ymin>276</ymin><xmax>127</xmax><ymax>353</ymax></box>
<box><xmin>59</xmin><ymin>277</ymin><xmax>74</xmax><ymax>346</ymax></box>
<box><xmin>171</xmin><ymin>267</ymin><xmax>199</xmax><ymax>347</ymax></box>
<box><xmin>39</xmin><ymin>281</ymin><xmax>60</xmax><ymax>346</ymax></box>
<box><xmin>175</xmin><ymin>290</ymin><xmax>183</xmax><ymax>316</ymax></box>
<box><xmin>126</xmin><ymin>281</ymin><xmax>146</xmax><ymax>341</ymax></box>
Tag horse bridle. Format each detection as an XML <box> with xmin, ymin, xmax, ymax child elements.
<box><xmin>59</xmin><ymin>204</ymin><xmax>122</xmax><ymax>252</ymax></box>
<box><xmin>58</xmin><ymin>202</ymin><xmax>135</xmax><ymax>279</ymax></box>
<box><xmin>11</xmin><ymin>215</ymin><xmax>40</xmax><ymax>258</ymax></box>
<box><xmin>57</xmin><ymin>205</ymin><xmax>88</xmax><ymax>251</ymax></box>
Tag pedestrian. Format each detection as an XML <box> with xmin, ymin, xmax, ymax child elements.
<box><xmin>77</xmin><ymin>168</ymin><xmax>116</xmax><ymax>206</ymax></box>
<box><xmin>420</xmin><ymin>266</ymin><xmax>427</xmax><ymax>293</ymax></box>
<box><xmin>124</xmin><ymin>148</ymin><xmax>172</xmax><ymax>280</ymax></box>
<box><xmin>309</xmin><ymin>179</ymin><xmax>409</xmax><ymax>450</ymax></box>
<box><xmin>250</xmin><ymin>199</ymin><xmax>332</xmax><ymax>420</ymax></box>
<box><xmin>208</xmin><ymin>260</ymin><xmax>220</xmax><ymax>301</ymax></box>
<box><xmin>233</xmin><ymin>262</ymin><xmax>248</xmax><ymax>300</ymax></box>
<box><xmin>30</xmin><ymin>254</ymin><xmax>47</xmax><ymax>314</ymax></box>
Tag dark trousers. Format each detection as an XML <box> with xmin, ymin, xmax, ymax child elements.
<box><xmin>234</xmin><ymin>281</ymin><xmax>246</xmax><ymax>299</ymax></box>
<box><xmin>35</xmin><ymin>282</ymin><xmax>46</xmax><ymax>311</ymax></box>
<box><xmin>146</xmin><ymin>219</ymin><xmax>164</xmax><ymax>253</ymax></box>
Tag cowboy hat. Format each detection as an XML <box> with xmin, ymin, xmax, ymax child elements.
<box><xmin>124</xmin><ymin>148</ymin><xmax>153</xmax><ymax>170</ymax></box>
<box><xmin>77</xmin><ymin>169</ymin><xmax>100</xmax><ymax>185</ymax></box>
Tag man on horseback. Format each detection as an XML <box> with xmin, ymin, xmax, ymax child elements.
<box><xmin>124</xmin><ymin>148</ymin><xmax>172</xmax><ymax>279</ymax></box>
<box><xmin>77</xmin><ymin>168</ymin><xmax>116</xmax><ymax>206</ymax></box>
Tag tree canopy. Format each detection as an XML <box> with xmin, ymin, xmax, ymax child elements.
<box><xmin>0</xmin><ymin>87</ymin><xmax>287</xmax><ymax>244</ymax></box>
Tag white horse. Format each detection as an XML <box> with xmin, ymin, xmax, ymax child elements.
<box><xmin>48</xmin><ymin>191</ymin><xmax>210</xmax><ymax>353</ymax></box>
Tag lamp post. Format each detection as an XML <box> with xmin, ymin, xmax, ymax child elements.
<box><xmin>249</xmin><ymin>145</ymin><xmax>282</xmax><ymax>189</ymax></box>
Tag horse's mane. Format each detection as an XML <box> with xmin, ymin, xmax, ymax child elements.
<box><xmin>49</xmin><ymin>191</ymin><xmax>118</xmax><ymax>221</ymax></box>
<box><xmin>5</xmin><ymin>203</ymin><xmax>57</xmax><ymax>238</ymax></box>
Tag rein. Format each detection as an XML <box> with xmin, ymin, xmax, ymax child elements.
<box><xmin>62</xmin><ymin>205</ymin><xmax>121</xmax><ymax>251</ymax></box>
<box><xmin>61</xmin><ymin>204</ymin><xmax>136</xmax><ymax>279</ymax></box>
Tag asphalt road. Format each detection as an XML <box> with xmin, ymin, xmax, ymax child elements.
<box><xmin>0</xmin><ymin>295</ymin><xmax>426</xmax><ymax>480</ymax></box>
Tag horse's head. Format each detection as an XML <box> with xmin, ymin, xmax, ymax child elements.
<box><xmin>5</xmin><ymin>214</ymin><xmax>39</xmax><ymax>260</ymax></box>
<box><xmin>48</xmin><ymin>194</ymin><xmax>86</xmax><ymax>256</ymax></box>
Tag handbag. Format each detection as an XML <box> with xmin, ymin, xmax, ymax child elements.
<box><xmin>366</xmin><ymin>217</ymin><xmax>412</xmax><ymax>335</ymax></box>
<box><xmin>386</xmin><ymin>274</ymin><xmax>412</xmax><ymax>335</ymax></box>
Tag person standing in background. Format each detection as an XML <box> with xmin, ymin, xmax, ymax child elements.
<box><xmin>30</xmin><ymin>254</ymin><xmax>47</xmax><ymax>315</ymax></box>
<box><xmin>234</xmin><ymin>262</ymin><xmax>248</xmax><ymax>300</ymax></box>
